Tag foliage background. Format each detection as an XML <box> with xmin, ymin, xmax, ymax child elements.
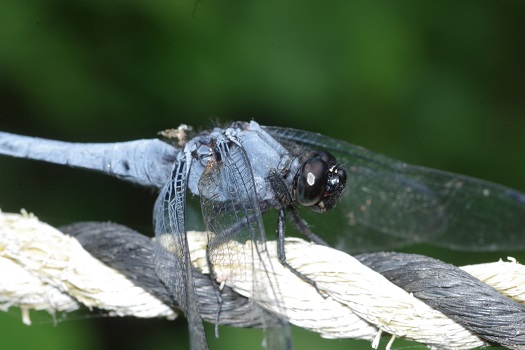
<box><xmin>1</xmin><ymin>1</ymin><xmax>524</xmax><ymax>349</ymax></box>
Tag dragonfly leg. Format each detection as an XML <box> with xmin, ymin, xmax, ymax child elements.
<box><xmin>277</xmin><ymin>208</ymin><xmax>327</xmax><ymax>297</ymax></box>
<box><xmin>205</xmin><ymin>240</ymin><xmax>224</xmax><ymax>338</ymax></box>
<box><xmin>286</xmin><ymin>206</ymin><xmax>328</xmax><ymax>246</ymax></box>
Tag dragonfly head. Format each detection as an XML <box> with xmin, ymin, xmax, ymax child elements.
<box><xmin>294</xmin><ymin>151</ymin><xmax>347</xmax><ymax>213</ymax></box>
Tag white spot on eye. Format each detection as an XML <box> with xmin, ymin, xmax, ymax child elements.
<box><xmin>482</xmin><ymin>188</ymin><xmax>490</xmax><ymax>197</ymax></box>
<box><xmin>307</xmin><ymin>172</ymin><xmax>315</xmax><ymax>186</ymax></box>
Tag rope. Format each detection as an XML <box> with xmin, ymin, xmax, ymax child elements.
<box><xmin>1</xmin><ymin>210</ymin><xmax>524</xmax><ymax>349</ymax></box>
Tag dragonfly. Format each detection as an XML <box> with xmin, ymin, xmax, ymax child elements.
<box><xmin>1</xmin><ymin>120</ymin><xmax>525</xmax><ymax>349</ymax></box>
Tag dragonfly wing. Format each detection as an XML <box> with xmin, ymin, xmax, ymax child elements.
<box><xmin>153</xmin><ymin>153</ymin><xmax>208</xmax><ymax>350</ymax></box>
<box><xmin>198</xmin><ymin>136</ymin><xmax>291</xmax><ymax>350</ymax></box>
<box><xmin>264</xmin><ymin>126</ymin><xmax>525</xmax><ymax>252</ymax></box>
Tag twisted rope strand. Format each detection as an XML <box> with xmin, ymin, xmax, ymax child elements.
<box><xmin>2</xmin><ymin>210</ymin><xmax>524</xmax><ymax>349</ymax></box>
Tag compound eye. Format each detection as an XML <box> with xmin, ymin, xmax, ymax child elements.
<box><xmin>296</xmin><ymin>156</ymin><xmax>328</xmax><ymax>207</ymax></box>
<box><xmin>317</xmin><ymin>151</ymin><xmax>336</xmax><ymax>164</ymax></box>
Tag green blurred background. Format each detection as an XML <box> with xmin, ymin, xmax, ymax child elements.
<box><xmin>1</xmin><ymin>1</ymin><xmax>524</xmax><ymax>349</ymax></box>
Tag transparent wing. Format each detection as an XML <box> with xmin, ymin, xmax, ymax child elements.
<box><xmin>198</xmin><ymin>137</ymin><xmax>291</xmax><ymax>350</ymax></box>
<box><xmin>264</xmin><ymin>126</ymin><xmax>525</xmax><ymax>252</ymax></box>
<box><xmin>153</xmin><ymin>154</ymin><xmax>208</xmax><ymax>350</ymax></box>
